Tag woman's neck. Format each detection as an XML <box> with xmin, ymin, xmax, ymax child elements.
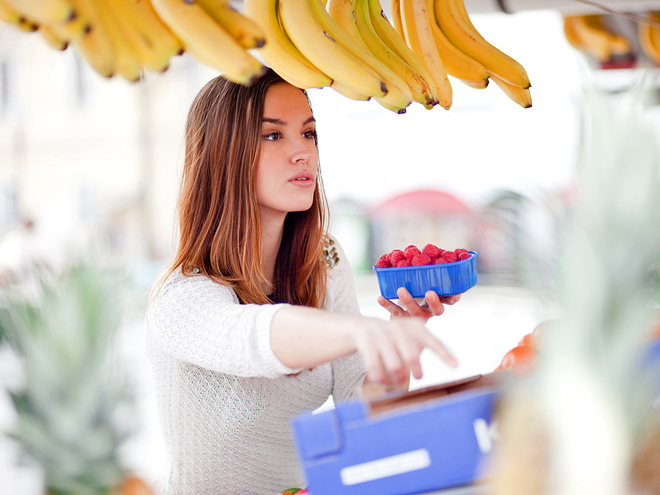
<box><xmin>260</xmin><ymin>211</ymin><xmax>286</xmax><ymax>293</ymax></box>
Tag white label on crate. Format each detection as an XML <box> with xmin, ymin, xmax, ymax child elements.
<box><xmin>340</xmin><ymin>448</ymin><xmax>431</xmax><ymax>486</ymax></box>
<box><xmin>473</xmin><ymin>418</ymin><xmax>497</xmax><ymax>453</ymax></box>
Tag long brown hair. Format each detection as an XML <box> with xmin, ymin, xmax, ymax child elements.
<box><xmin>158</xmin><ymin>69</ymin><xmax>329</xmax><ymax>307</ymax></box>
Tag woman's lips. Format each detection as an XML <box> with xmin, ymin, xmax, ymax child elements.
<box><xmin>289</xmin><ymin>172</ymin><xmax>315</xmax><ymax>186</ymax></box>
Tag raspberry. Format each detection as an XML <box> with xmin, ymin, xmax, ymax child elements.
<box><xmin>375</xmin><ymin>258</ymin><xmax>391</xmax><ymax>268</ymax></box>
<box><xmin>433</xmin><ymin>257</ymin><xmax>447</xmax><ymax>264</ymax></box>
<box><xmin>404</xmin><ymin>245</ymin><xmax>421</xmax><ymax>259</ymax></box>
<box><xmin>376</xmin><ymin>253</ymin><xmax>392</xmax><ymax>267</ymax></box>
<box><xmin>397</xmin><ymin>259</ymin><xmax>412</xmax><ymax>267</ymax></box>
<box><xmin>412</xmin><ymin>253</ymin><xmax>432</xmax><ymax>266</ymax></box>
<box><xmin>441</xmin><ymin>251</ymin><xmax>458</xmax><ymax>263</ymax></box>
<box><xmin>389</xmin><ymin>249</ymin><xmax>405</xmax><ymax>266</ymax></box>
<box><xmin>457</xmin><ymin>251</ymin><xmax>471</xmax><ymax>260</ymax></box>
<box><xmin>422</xmin><ymin>244</ymin><xmax>440</xmax><ymax>259</ymax></box>
<box><xmin>455</xmin><ymin>248</ymin><xmax>469</xmax><ymax>255</ymax></box>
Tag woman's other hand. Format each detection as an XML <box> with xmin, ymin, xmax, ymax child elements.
<box><xmin>377</xmin><ymin>287</ymin><xmax>461</xmax><ymax>323</ymax></box>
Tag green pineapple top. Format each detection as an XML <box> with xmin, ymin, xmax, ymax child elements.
<box><xmin>0</xmin><ymin>265</ymin><xmax>136</xmax><ymax>495</ymax></box>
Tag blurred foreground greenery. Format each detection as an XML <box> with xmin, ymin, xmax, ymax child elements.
<box><xmin>0</xmin><ymin>265</ymin><xmax>138</xmax><ymax>495</ymax></box>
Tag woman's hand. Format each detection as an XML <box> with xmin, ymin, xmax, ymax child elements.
<box><xmin>377</xmin><ymin>287</ymin><xmax>461</xmax><ymax>323</ymax></box>
<box><xmin>352</xmin><ymin>316</ymin><xmax>458</xmax><ymax>387</ymax></box>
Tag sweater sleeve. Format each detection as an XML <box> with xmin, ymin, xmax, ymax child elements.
<box><xmin>147</xmin><ymin>272</ymin><xmax>302</xmax><ymax>378</ymax></box>
<box><xmin>325</xmin><ymin>238</ymin><xmax>368</xmax><ymax>402</ymax></box>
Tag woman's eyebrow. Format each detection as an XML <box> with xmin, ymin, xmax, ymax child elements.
<box><xmin>262</xmin><ymin>116</ymin><xmax>316</xmax><ymax>125</ymax></box>
<box><xmin>262</xmin><ymin>117</ymin><xmax>285</xmax><ymax>125</ymax></box>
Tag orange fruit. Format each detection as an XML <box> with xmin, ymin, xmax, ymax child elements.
<box><xmin>496</xmin><ymin>345</ymin><xmax>538</xmax><ymax>376</ymax></box>
<box><xmin>518</xmin><ymin>333</ymin><xmax>533</xmax><ymax>348</ymax></box>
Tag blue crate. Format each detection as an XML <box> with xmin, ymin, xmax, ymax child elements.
<box><xmin>290</xmin><ymin>387</ymin><xmax>498</xmax><ymax>495</ymax></box>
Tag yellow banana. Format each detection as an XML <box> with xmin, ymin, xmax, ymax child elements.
<box><xmin>104</xmin><ymin>0</ymin><xmax>182</xmax><ymax>73</ymax></box>
<box><xmin>639</xmin><ymin>14</ymin><xmax>660</xmax><ymax>66</ymax></box>
<box><xmin>375</xmin><ymin>98</ymin><xmax>408</xmax><ymax>113</ymax></box>
<box><xmin>310</xmin><ymin>0</ymin><xmax>411</xmax><ymax>111</ymax></box>
<box><xmin>435</xmin><ymin>0</ymin><xmax>530</xmax><ymax>89</ymax></box>
<box><xmin>279</xmin><ymin>0</ymin><xmax>387</xmax><ymax>98</ymax></box>
<box><xmin>196</xmin><ymin>0</ymin><xmax>265</xmax><ymax>49</ymax></box>
<box><xmin>0</xmin><ymin>0</ymin><xmax>20</xmax><ymax>24</ymax></box>
<box><xmin>331</xmin><ymin>81</ymin><xmax>371</xmax><ymax>100</ymax></box>
<box><xmin>563</xmin><ymin>15</ymin><xmax>585</xmax><ymax>52</ymax></box>
<box><xmin>428</xmin><ymin>0</ymin><xmax>489</xmax><ymax>89</ymax></box>
<box><xmin>646</xmin><ymin>13</ymin><xmax>660</xmax><ymax>66</ymax></box>
<box><xmin>70</xmin><ymin>0</ymin><xmax>115</xmax><ymax>78</ymax></box>
<box><xmin>152</xmin><ymin>0</ymin><xmax>264</xmax><ymax>84</ymax></box>
<box><xmin>401</xmin><ymin>0</ymin><xmax>452</xmax><ymax>109</ymax></box>
<box><xmin>244</xmin><ymin>0</ymin><xmax>331</xmax><ymax>89</ymax></box>
<box><xmin>3</xmin><ymin>0</ymin><xmax>73</xmax><ymax>25</ymax></box>
<box><xmin>368</xmin><ymin>0</ymin><xmax>437</xmax><ymax>105</ymax></box>
<box><xmin>0</xmin><ymin>1</ymin><xmax>39</xmax><ymax>31</ymax></box>
<box><xmin>333</xmin><ymin>77</ymin><xmax>409</xmax><ymax>115</ymax></box>
<box><xmin>390</xmin><ymin>0</ymin><xmax>404</xmax><ymax>40</ymax></box>
<box><xmin>354</xmin><ymin>0</ymin><xmax>434</xmax><ymax>107</ymax></box>
<box><xmin>326</xmin><ymin>0</ymin><xmax>370</xmax><ymax>51</ymax></box>
<box><xmin>92</xmin><ymin>0</ymin><xmax>142</xmax><ymax>81</ymax></box>
<box><xmin>491</xmin><ymin>74</ymin><xmax>531</xmax><ymax>108</ymax></box>
<box><xmin>569</xmin><ymin>15</ymin><xmax>630</xmax><ymax>62</ymax></box>
<box><xmin>47</xmin><ymin>10</ymin><xmax>91</xmax><ymax>41</ymax></box>
<box><xmin>38</xmin><ymin>24</ymin><xmax>69</xmax><ymax>50</ymax></box>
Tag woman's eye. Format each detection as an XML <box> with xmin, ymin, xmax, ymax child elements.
<box><xmin>263</xmin><ymin>131</ymin><xmax>282</xmax><ymax>141</ymax></box>
<box><xmin>303</xmin><ymin>130</ymin><xmax>317</xmax><ymax>141</ymax></box>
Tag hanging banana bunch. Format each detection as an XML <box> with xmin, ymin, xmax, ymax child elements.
<box><xmin>563</xmin><ymin>14</ymin><xmax>632</xmax><ymax>64</ymax></box>
<box><xmin>638</xmin><ymin>12</ymin><xmax>660</xmax><ymax>66</ymax></box>
<box><xmin>0</xmin><ymin>0</ymin><xmax>266</xmax><ymax>84</ymax></box>
<box><xmin>0</xmin><ymin>0</ymin><xmax>532</xmax><ymax>110</ymax></box>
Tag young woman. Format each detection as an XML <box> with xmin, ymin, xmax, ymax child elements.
<box><xmin>146</xmin><ymin>68</ymin><xmax>460</xmax><ymax>495</ymax></box>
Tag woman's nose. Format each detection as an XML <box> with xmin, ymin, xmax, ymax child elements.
<box><xmin>290</xmin><ymin>136</ymin><xmax>313</xmax><ymax>163</ymax></box>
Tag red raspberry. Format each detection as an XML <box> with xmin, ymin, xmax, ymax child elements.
<box><xmin>376</xmin><ymin>253</ymin><xmax>392</xmax><ymax>266</ymax></box>
<box><xmin>433</xmin><ymin>257</ymin><xmax>447</xmax><ymax>264</ymax></box>
<box><xmin>441</xmin><ymin>251</ymin><xmax>458</xmax><ymax>263</ymax></box>
<box><xmin>455</xmin><ymin>248</ymin><xmax>469</xmax><ymax>255</ymax></box>
<box><xmin>412</xmin><ymin>253</ymin><xmax>432</xmax><ymax>266</ymax></box>
<box><xmin>457</xmin><ymin>251</ymin><xmax>471</xmax><ymax>260</ymax></box>
<box><xmin>422</xmin><ymin>244</ymin><xmax>440</xmax><ymax>259</ymax></box>
<box><xmin>375</xmin><ymin>258</ymin><xmax>391</xmax><ymax>268</ymax></box>
<box><xmin>397</xmin><ymin>259</ymin><xmax>412</xmax><ymax>267</ymax></box>
<box><xmin>404</xmin><ymin>245</ymin><xmax>421</xmax><ymax>259</ymax></box>
<box><xmin>389</xmin><ymin>249</ymin><xmax>405</xmax><ymax>265</ymax></box>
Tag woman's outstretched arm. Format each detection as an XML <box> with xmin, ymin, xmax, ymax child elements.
<box><xmin>270</xmin><ymin>305</ymin><xmax>457</xmax><ymax>386</ymax></box>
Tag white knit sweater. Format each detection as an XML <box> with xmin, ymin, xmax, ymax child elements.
<box><xmin>145</xmin><ymin>239</ymin><xmax>367</xmax><ymax>495</ymax></box>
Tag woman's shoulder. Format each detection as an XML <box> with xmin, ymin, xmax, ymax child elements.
<box><xmin>323</xmin><ymin>235</ymin><xmax>341</xmax><ymax>269</ymax></box>
<box><xmin>324</xmin><ymin>235</ymin><xmax>353</xmax><ymax>275</ymax></box>
<box><xmin>152</xmin><ymin>266</ymin><xmax>238</xmax><ymax>305</ymax></box>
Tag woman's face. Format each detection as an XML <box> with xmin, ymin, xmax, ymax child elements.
<box><xmin>256</xmin><ymin>82</ymin><xmax>318</xmax><ymax>222</ymax></box>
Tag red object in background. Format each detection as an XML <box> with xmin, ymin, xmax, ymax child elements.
<box><xmin>518</xmin><ymin>333</ymin><xmax>533</xmax><ymax>348</ymax></box>
<box><xmin>495</xmin><ymin>345</ymin><xmax>538</xmax><ymax>376</ymax></box>
<box><xmin>599</xmin><ymin>54</ymin><xmax>637</xmax><ymax>70</ymax></box>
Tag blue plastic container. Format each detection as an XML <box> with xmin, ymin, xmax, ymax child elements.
<box><xmin>374</xmin><ymin>251</ymin><xmax>478</xmax><ymax>299</ymax></box>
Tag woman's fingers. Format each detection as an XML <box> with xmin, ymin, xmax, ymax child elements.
<box><xmin>423</xmin><ymin>332</ymin><xmax>459</xmax><ymax>368</ymax></box>
<box><xmin>439</xmin><ymin>294</ymin><xmax>461</xmax><ymax>305</ymax></box>
<box><xmin>423</xmin><ymin>291</ymin><xmax>446</xmax><ymax>316</ymax></box>
<box><xmin>378</xmin><ymin>338</ymin><xmax>408</xmax><ymax>385</ymax></box>
<box><xmin>396</xmin><ymin>288</ymin><xmax>433</xmax><ymax>319</ymax></box>
<box><xmin>377</xmin><ymin>295</ymin><xmax>407</xmax><ymax>318</ymax></box>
